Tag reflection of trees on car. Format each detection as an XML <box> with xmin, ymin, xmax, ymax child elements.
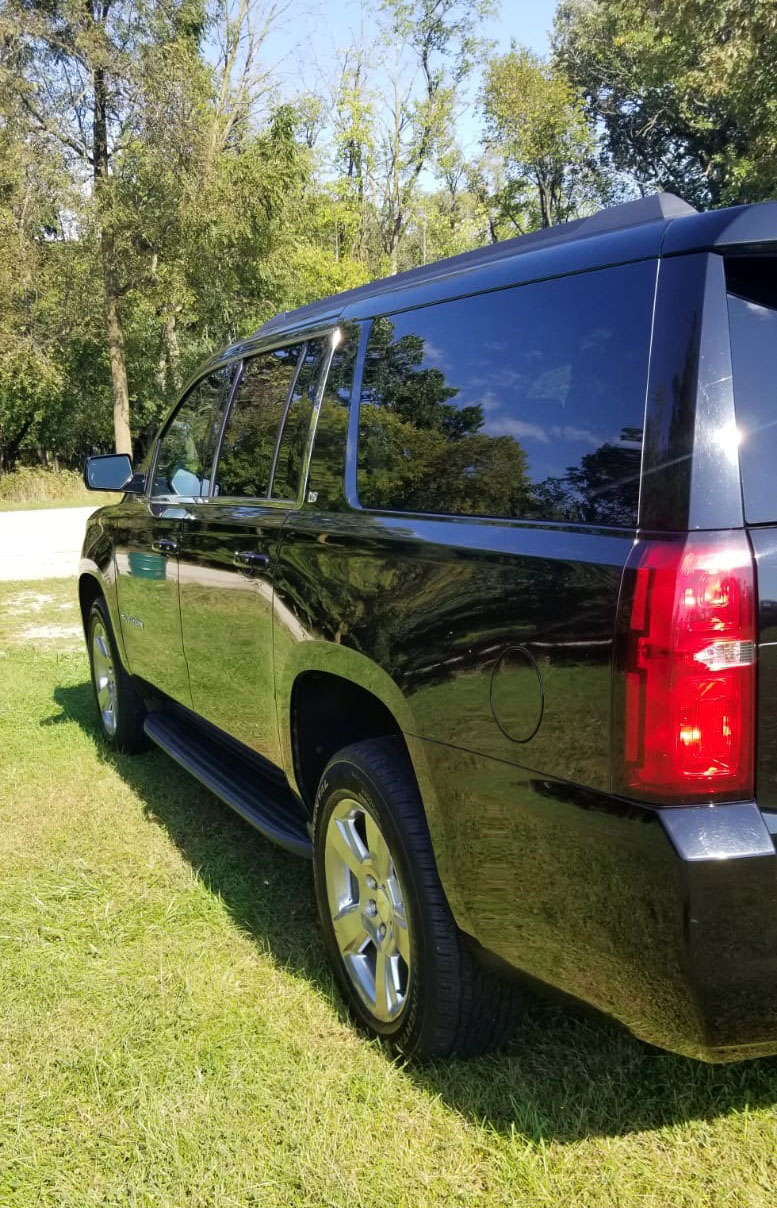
<box><xmin>527</xmin><ymin>427</ymin><xmax>643</xmax><ymax>527</ymax></box>
<box><xmin>216</xmin><ymin>348</ymin><xmax>302</xmax><ymax>498</ymax></box>
<box><xmin>358</xmin><ymin>318</ymin><xmax>532</xmax><ymax>516</ymax></box>
<box><xmin>358</xmin><ymin>315</ymin><xmax>642</xmax><ymax>526</ymax></box>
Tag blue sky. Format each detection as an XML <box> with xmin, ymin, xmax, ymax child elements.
<box><xmin>305</xmin><ymin>0</ymin><xmax>558</xmax><ymax>59</ymax></box>
<box><xmin>257</xmin><ymin>0</ymin><xmax>559</xmax><ymax>152</ymax></box>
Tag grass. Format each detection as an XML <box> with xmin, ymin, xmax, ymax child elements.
<box><xmin>0</xmin><ymin>466</ymin><xmax>115</xmax><ymax>510</ymax></box>
<box><xmin>2</xmin><ymin>580</ymin><xmax>777</xmax><ymax>1206</ymax></box>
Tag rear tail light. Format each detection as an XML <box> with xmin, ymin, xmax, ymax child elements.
<box><xmin>617</xmin><ymin>531</ymin><xmax>756</xmax><ymax>803</ymax></box>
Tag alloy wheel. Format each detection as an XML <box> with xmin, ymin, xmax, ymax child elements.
<box><xmin>324</xmin><ymin>798</ymin><xmax>412</xmax><ymax>1023</ymax></box>
<box><xmin>91</xmin><ymin>619</ymin><xmax>118</xmax><ymax>737</ymax></box>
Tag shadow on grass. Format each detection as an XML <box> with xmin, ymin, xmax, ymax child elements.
<box><xmin>48</xmin><ymin>678</ymin><xmax>777</xmax><ymax>1144</ymax></box>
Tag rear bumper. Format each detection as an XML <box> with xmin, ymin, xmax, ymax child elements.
<box><xmin>414</xmin><ymin>738</ymin><xmax>777</xmax><ymax>1062</ymax></box>
<box><xmin>657</xmin><ymin>802</ymin><xmax>777</xmax><ymax>1061</ymax></box>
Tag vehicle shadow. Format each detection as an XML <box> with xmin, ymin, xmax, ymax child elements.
<box><xmin>49</xmin><ymin>678</ymin><xmax>777</xmax><ymax>1144</ymax></box>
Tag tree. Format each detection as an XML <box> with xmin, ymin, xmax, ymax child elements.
<box><xmin>376</xmin><ymin>0</ymin><xmax>494</xmax><ymax>271</ymax></box>
<box><xmin>554</xmin><ymin>0</ymin><xmax>777</xmax><ymax>208</ymax></box>
<box><xmin>0</xmin><ymin>0</ymin><xmax>206</xmax><ymax>454</ymax></box>
<box><xmin>481</xmin><ymin>45</ymin><xmax>603</xmax><ymax>230</ymax></box>
<box><xmin>0</xmin><ymin>82</ymin><xmax>112</xmax><ymax>469</ymax></box>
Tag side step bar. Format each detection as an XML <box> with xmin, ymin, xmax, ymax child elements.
<box><xmin>144</xmin><ymin>710</ymin><xmax>312</xmax><ymax>858</ymax></box>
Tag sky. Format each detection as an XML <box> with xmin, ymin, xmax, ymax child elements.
<box><xmin>304</xmin><ymin>0</ymin><xmax>558</xmax><ymax>61</ymax></box>
<box><xmin>256</xmin><ymin>0</ymin><xmax>560</xmax><ymax>154</ymax></box>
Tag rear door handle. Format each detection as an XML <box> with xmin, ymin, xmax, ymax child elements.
<box><xmin>233</xmin><ymin>550</ymin><xmax>270</xmax><ymax>571</ymax></box>
<box><xmin>152</xmin><ymin>537</ymin><xmax>178</xmax><ymax>554</ymax></box>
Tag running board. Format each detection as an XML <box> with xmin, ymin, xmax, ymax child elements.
<box><xmin>144</xmin><ymin>710</ymin><xmax>312</xmax><ymax>858</ymax></box>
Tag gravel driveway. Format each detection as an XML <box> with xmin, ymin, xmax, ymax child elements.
<box><xmin>0</xmin><ymin>506</ymin><xmax>97</xmax><ymax>581</ymax></box>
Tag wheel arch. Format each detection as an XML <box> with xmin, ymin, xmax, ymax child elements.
<box><xmin>277</xmin><ymin>642</ymin><xmax>472</xmax><ymax>933</ymax></box>
<box><xmin>78</xmin><ymin>561</ymin><xmax>128</xmax><ymax>669</ymax></box>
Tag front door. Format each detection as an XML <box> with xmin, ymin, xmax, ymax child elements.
<box><xmin>114</xmin><ymin>365</ymin><xmax>234</xmax><ymax>705</ymax></box>
<box><xmin>178</xmin><ymin>337</ymin><xmax>330</xmax><ymax>765</ymax></box>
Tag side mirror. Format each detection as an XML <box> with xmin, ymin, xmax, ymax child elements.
<box><xmin>84</xmin><ymin>453</ymin><xmax>139</xmax><ymax>492</ymax></box>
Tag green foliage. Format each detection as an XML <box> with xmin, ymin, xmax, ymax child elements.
<box><xmin>554</xmin><ymin>0</ymin><xmax>777</xmax><ymax>208</ymax></box>
<box><xmin>0</xmin><ymin>466</ymin><xmax>83</xmax><ymax>503</ymax></box>
<box><xmin>481</xmin><ymin>45</ymin><xmax>604</xmax><ymax>229</ymax></box>
<box><xmin>0</xmin><ymin>0</ymin><xmax>775</xmax><ymax>474</ymax></box>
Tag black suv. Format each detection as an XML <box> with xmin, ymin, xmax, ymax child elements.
<box><xmin>81</xmin><ymin>193</ymin><xmax>777</xmax><ymax>1062</ymax></box>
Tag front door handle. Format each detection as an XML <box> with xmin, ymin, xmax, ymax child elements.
<box><xmin>152</xmin><ymin>537</ymin><xmax>178</xmax><ymax>555</ymax></box>
<box><xmin>233</xmin><ymin>550</ymin><xmax>270</xmax><ymax>571</ymax></box>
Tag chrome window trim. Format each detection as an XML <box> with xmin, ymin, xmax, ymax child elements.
<box><xmin>147</xmin><ymin>364</ymin><xmax>238</xmax><ymax>505</ymax></box>
<box><xmin>202</xmin><ymin>329</ymin><xmax>339</xmax><ymax>512</ymax></box>
<box><xmin>294</xmin><ymin>330</ymin><xmax>340</xmax><ymax>510</ymax></box>
<box><xmin>267</xmin><ymin>344</ymin><xmax>307</xmax><ymax>498</ymax></box>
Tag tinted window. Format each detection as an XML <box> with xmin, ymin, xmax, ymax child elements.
<box><xmin>727</xmin><ymin>259</ymin><xmax>777</xmax><ymax>524</ymax></box>
<box><xmin>271</xmin><ymin>339</ymin><xmax>326</xmax><ymax>500</ymax></box>
<box><xmin>215</xmin><ymin>345</ymin><xmax>302</xmax><ymax>499</ymax></box>
<box><xmin>357</xmin><ymin>261</ymin><xmax>654</xmax><ymax>525</ymax></box>
<box><xmin>152</xmin><ymin>367</ymin><xmax>232</xmax><ymax>498</ymax></box>
<box><xmin>307</xmin><ymin>323</ymin><xmax>360</xmax><ymax>509</ymax></box>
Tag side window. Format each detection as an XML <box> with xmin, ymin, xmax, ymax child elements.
<box><xmin>152</xmin><ymin>367</ymin><xmax>233</xmax><ymax>498</ymax></box>
<box><xmin>271</xmin><ymin>339</ymin><xmax>327</xmax><ymax>500</ymax></box>
<box><xmin>726</xmin><ymin>258</ymin><xmax>777</xmax><ymax>524</ymax></box>
<box><xmin>214</xmin><ymin>345</ymin><xmax>302</xmax><ymax>499</ymax></box>
<box><xmin>307</xmin><ymin>323</ymin><xmax>360</xmax><ymax>509</ymax></box>
<box><xmin>357</xmin><ymin>261</ymin><xmax>655</xmax><ymax>526</ymax></box>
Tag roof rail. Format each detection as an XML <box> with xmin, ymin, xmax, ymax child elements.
<box><xmin>574</xmin><ymin>191</ymin><xmax>697</xmax><ymax>234</ymax></box>
<box><xmin>256</xmin><ymin>192</ymin><xmax>697</xmax><ymax>341</ymax></box>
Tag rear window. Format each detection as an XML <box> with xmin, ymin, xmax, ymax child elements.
<box><xmin>727</xmin><ymin>258</ymin><xmax>777</xmax><ymax>524</ymax></box>
<box><xmin>356</xmin><ymin>260</ymin><xmax>655</xmax><ymax>526</ymax></box>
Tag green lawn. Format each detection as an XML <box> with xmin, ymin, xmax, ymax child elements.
<box><xmin>2</xmin><ymin>580</ymin><xmax>777</xmax><ymax>1206</ymax></box>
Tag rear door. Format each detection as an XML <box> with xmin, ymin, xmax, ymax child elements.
<box><xmin>177</xmin><ymin>338</ymin><xmax>329</xmax><ymax>764</ymax></box>
<box><xmin>113</xmin><ymin>367</ymin><xmax>232</xmax><ymax>705</ymax></box>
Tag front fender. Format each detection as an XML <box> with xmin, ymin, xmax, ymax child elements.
<box><xmin>79</xmin><ymin>509</ymin><xmax>127</xmax><ymax>668</ymax></box>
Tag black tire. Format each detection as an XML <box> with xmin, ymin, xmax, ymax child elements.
<box><xmin>312</xmin><ymin>736</ymin><xmax>520</xmax><ymax>1060</ymax></box>
<box><xmin>87</xmin><ymin>597</ymin><xmax>147</xmax><ymax>754</ymax></box>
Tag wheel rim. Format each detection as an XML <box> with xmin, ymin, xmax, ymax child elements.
<box><xmin>91</xmin><ymin>620</ymin><xmax>118</xmax><ymax>737</ymax></box>
<box><xmin>324</xmin><ymin>798</ymin><xmax>412</xmax><ymax>1024</ymax></box>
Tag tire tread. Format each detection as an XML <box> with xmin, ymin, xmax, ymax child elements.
<box><xmin>89</xmin><ymin>598</ymin><xmax>147</xmax><ymax>754</ymax></box>
<box><xmin>313</xmin><ymin>735</ymin><xmax>520</xmax><ymax>1059</ymax></box>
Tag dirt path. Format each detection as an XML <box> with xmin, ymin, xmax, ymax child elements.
<box><xmin>0</xmin><ymin>506</ymin><xmax>98</xmax><ymax>581</ymax></box>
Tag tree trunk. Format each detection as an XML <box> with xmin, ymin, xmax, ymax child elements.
<box><xmin>93</xmin><ymin>63</ymin><xmax>132</xmax><ymax>456</ymax></box>
<box><xmin>3</xmin><ymin>414</ymin><xmax>35</xmax><ymax>468</ymax></box>
<box><xmin>163</xmin><ymin>311</ymin><xmax>182</xmax><ymax>392</ymax></box>
<box><xmin>103</xmin><ymin>264</ymin><xmax>132</xmax><ymax>454</ymax></box>
<box><xmin>538</xmin><ymin>175</ymin><xmax>552</xmax><ymax>228</ymax></box>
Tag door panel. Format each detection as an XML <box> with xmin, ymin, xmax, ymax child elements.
<box><xmin>175</xmin><ymin>339</ymin><xmax>331</xmax><ymax>763</ymax></box>
<box><xmin>113</xmin><ymin>363</ymin><xmax>236</xmax><ymax>705</ymax></box>
<box><xmin>113</xmin><ymin>500</ymin><xmax>190</xmax><ymax>705</ymax></box>
<box><xmin>178</xmin><ymin>504</ymin><xmax>287</xmax><ymax>763</ymax></box>
<box><xmin>274</xmin><ymin>509</ymin><xmax>630</xmax><ymax>791</ymax></box>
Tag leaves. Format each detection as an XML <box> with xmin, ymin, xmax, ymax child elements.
<box><xmin>481</xmin><ymin>46</ymin><xmax>604</xmax><ymax>229</ymax></box>
<box><xmin>554</xmin><ymin>0</ymin><xmax>777</xmax><ymax>207</ymax></box>
<box><xmin>1</xmin><ymin>0</ymin><xmax>775</xmax><ymax>468</ymax></box>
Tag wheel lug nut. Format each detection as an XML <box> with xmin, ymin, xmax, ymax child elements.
<box><xmin>366</xmin><ymin>875</ymin><xmax>377</xmax><ymax>890</ymax></box>
<box><xmin>366</xmin><ymin>900</ymin><xmax>377</xmax><ymax>916</ymax></box>
<box><xmin>379</xmin><ymin>923</ymin><xmax>386</xmax><ymax>938</ymax></box>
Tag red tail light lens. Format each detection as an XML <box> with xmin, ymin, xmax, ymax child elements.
<box><xmin>620</xmin><ymin>532</ymin><xmax>756</xmax><ymax>802</ymax></box>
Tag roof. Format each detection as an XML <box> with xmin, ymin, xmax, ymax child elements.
<box><xmin>215</xmin><ymin>193</ymin><xmax>777</xmax><ymax>363</ymax></box>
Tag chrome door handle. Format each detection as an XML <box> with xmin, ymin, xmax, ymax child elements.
<box><xmin>152</xmin><ymin>537</ymin><xmax>178</xmax><ymax>554</ymax></box>
<box><xmin>233</xmin><ymin>550</ymin><xmax>270</xmax><ymax>571</ymax></box>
